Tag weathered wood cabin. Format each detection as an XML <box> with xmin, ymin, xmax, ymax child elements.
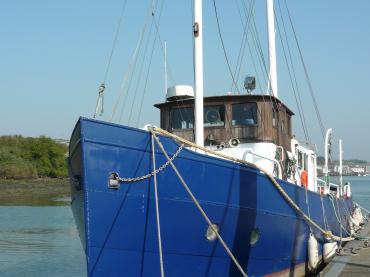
<box><xmin>154</xmin><ymin>94</ymin><xmax>294</xmax><ymax>151</ymax></box>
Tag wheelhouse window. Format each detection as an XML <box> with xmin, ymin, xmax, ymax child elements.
<box><xmin>170</xmin><ymin>107</ymin><xmax>194</xmax><ymax>130</ymax></box>
<box><xmin>232</xmin><ymin>102</ymin><xmax>257</xmax><ymax>126</ymax></box>
<box><xmin>204</xmin><ymin>105</ymin><xmax>225</xmax><ymax>127</ymax></box>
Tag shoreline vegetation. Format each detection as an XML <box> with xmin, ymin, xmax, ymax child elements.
<box><xmin>0</xmin><ymin>135</ymin><xmax>68</xmax><ymax>179</ymax></box>
<box><xmin>0</xmin><ymin>135</ymin><xmax>70</xmax><ymax>205</ymax></box>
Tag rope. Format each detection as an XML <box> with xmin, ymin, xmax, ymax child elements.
<box><xmin>151</xmin><ymin>130</ymin><xmax>248</xmax><ymax>277</ymax></box>
<box><xmin>151</xmin><ymin>127</ymin><xmax>354</xmax><ymax>242</ymax></box>
<box><xmin>333</xmin><ymin>195</ymin><xmax>344</xmax><ymax>244</ymax></box>
<box><xmin>304</xmin><ymin>185</ymin><xmax>312</xmax><ymax>233</ymax></box>
<box><xmin>151</xmin><ymin>134</ymin><xmax>165</xmax><ymax>277</ymax></box>
<box><xmin>320</xmin><ymin>193</ymin><xmax>329</xmax><ymax>231</ymax></box>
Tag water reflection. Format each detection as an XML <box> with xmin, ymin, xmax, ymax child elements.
<box><xmin>0</xmin><ymin>206</ymin><xmax>86</xmax><ymax>277</ymax></box>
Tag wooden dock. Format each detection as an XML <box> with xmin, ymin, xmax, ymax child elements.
<box><xmin>322</xmin><ymin>220</ymin><xmax>370</xmax><ymax>276</ymax></box>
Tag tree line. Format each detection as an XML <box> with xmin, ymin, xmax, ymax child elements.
<box><xmin>0</xmin><ymin>135</ymin><xmax>68</xmax><ymax>179</ymax></box>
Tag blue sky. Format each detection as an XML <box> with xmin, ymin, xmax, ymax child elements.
<box><xmin>1</xmin><ymin>0</ymin><xmax>369</xmax><ymax>160</ymax></box>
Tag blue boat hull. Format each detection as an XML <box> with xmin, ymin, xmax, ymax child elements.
<box><xmin>68</xmin><ymin>118</ymin><xmax>353</xmax><ymax>276</ymax></box>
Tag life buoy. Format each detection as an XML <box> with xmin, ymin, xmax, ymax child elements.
<box><xmin>301</xmin><ymin>170</ymin><xmax>308</xmax><ymax>188</ymax></box>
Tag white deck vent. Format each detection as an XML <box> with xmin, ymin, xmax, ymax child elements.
<box><xmin>166</xmin><ymin>85</ymin><xmax>194</xmax><ymax>101</ymax></box>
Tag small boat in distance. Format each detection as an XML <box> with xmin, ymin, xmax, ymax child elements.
<box><xmin>68</xmin><ymin>1</ymin><xmax>362</xmax><ymax>276</ymax></box>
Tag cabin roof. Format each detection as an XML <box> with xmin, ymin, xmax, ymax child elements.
<box><xmin>154</xmin><ymin>94</ymin><xmax>294</xmax><ymax>115</ymax></box>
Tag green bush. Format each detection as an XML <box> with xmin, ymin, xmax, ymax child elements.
<box><xmin>0</xmin><ymin>136</ymin><xmax>68</xmax><ymax>179</ymax></box>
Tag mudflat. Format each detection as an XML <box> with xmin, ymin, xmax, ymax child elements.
<box><xmin>0</xmin><ymin>178</ymin><xmax>70</xmax><ymax>206</ymax></box>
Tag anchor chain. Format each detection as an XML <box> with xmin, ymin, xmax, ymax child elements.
<box><xmin>117</xmin><ymin>144</ymin><xmax>184</xmax><ymax>182</ymax></box>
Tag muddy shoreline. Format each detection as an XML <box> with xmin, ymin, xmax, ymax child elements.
<box><xmin>0</xmin><ymin>178</ymin><xmax>70</xmax><ymax>206</ymax></box>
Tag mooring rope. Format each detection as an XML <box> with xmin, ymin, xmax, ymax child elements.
<box><xmin>151</xmin><ymin>130</ymin><xmax>248</xmax><ymax>277</ymax></box>
<box><xmin>150</xmin><ymin>127</ymin><xmax>354</xmax><ymax>242</ymax></box>
<box><xmin>320</xmin><ymin>194</ymin><xmax>330</xmax><ymax>232</ymax></box>
<box><xmin>151</xmin><ymin>134</ymin><xmax>165</xmax><ymax>277</ymax></box>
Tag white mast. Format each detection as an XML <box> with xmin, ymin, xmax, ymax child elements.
<box><xmin>194</xmin><ymin>0</ymin><xmax>204</xmax><ymax>147</ymax></box>
<box><xmin>324</xmin><ymin>128</ymin><xmax>332</xmax><ymax>191</ymax></box>
<box><xmin>266</xmin><ymin>0</ymin><xmax>278</xmax><ymax>97</ymax></box>
<box><xmin>164</xmin><ymin>41</ymin><xmax>168</xmax><ymax>96</ymax></box>
<box><xmin>339</xmin><ymin>139</ymin><xmax>343</xmax><ymax>193</ymax></box>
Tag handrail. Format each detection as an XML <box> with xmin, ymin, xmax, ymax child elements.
<box><xmin>242</xmin><ymin>149</ymin><xmax>282</xmax><ymax>179</ymax></box>
<box><xmin>317</xmin><ymin>178</ymin><xmax>341</xmax><ymax>197</ymax></box>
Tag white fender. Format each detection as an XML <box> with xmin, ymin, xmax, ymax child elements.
<box><xmin>349</xmin><ymin>216</ymin><xmax>360</xmax><ymax>232</ymax></box>
<box><xmin>308</xmin><ymin>233</ymin><xmax>319</xmax><ymax>270</ymax></box>
<box><xmin>352</xmin><ymin>207</ymin><xmax>364</xmax><ymax>225</ymax></box>
<box><xmin>323</xmin><ymin>242</ymin><xmax>338</xmax><ymax>263</ymax></box>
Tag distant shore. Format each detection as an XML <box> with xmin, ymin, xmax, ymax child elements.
<box><xmin>0</xmin><ymin>178</ymin><xmax>70</xmax><ymax>206</ymax></box>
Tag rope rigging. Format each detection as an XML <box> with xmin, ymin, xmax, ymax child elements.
<box><xmin>147</xmin><ymin>127</ymin><xmax>356</xmax><ymax>242</ymax></box>
<box><xmin>283</xmin><ymin>0</ymin><xmax>326</xmax><ymax>138</ymax></box>
<box><xmin>151</xmin><ymin>130</ymin><xmax>248</xmax><ymax>277</ymax></box>
<box><xmin>151</xmin><ymin>135</ymin><xmax>165</xmax><ymax>277</ymax></box>
<box><xmin>212</xmin><ymin>0</ymin><xmax>242</xmax><ymax>93</ymax></box>
<box><xmin>110</xmin><ymin>6</ymin><xmax>152</xmax><ymax>122</ymax></box>
<box><xmin>93</xmin><ymin>0</ymin><xmax>129</xmax><ymax>118</ymax></box>
<box><xmin>274</xmin><ymin>4</ymin><xmax>310</xmax><ymax>141</ymax></box>
<box><xmin>230</xmin><ymin>0</ymin><xmax>256</xmax><ymax>94</ymax></box>
<box><xmin>111</xmin><ymin>128</ymin><xmax>370</xmax><ymax>274</ymax></box>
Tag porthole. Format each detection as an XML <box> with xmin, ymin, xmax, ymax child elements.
<box><xmin>250</xmin><ymin>228</ymin><xmax>260</xmax><ymax>246</ymax></box>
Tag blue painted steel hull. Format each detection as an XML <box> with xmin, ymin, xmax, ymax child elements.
<box><xmin>68</xmin><ymin>118</ymin><xmax>353</xmax><ymax>276</ymax></box>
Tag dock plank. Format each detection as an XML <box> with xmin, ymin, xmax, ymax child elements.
<box><xmin>323</xmin><ymin>218</ymin><xmax>370</xmax><ymax>277</ymax></box>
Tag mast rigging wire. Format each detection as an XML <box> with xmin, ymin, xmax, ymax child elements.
<box><xmin>127</xmin><ymin>20</ymin><xmax>155</xmax><ymax>125</ymax></box>
<box><xmin>212</xmin><ymin>0</ymin><xmax>241</xmax><ymax>93</ymax></box>
<box><xmin>234</xmin><ymin>0</ymin><xmax>264</xmax><ymax>93</ymax></box>
<box><xmin>135</xmin><ymin>0</ymin><xmax>166</xmax><ymax>127</ymax></box>
<box><xmin>231</xmin><ymin>0</ymin><xmax>256</xmax><ymax>93</ymax></box>
<box><xmin>129</xmin><ymin>0</ymin><xmax>172</xmax><ymax>126</ymax></box>
<box><xmin>274</xmin><ymin>6</ymin><xmax>309</xmax><ymax>141</ymax></box>
<box><xmin>93</xmin><ymin>0</ymin><xmax>128</xmax><ymax>118</ymax></box>
<box><xmin>103</xmin><ymin>0</ymin><xmax>129</xmax><ymax>84</ymax></box>
<box><xmin>283</xmin><ymin>0</ymin><xmax>326</xmax><ymax>138</ymax></box>
<box><xmin>276</xmin><ymin>0</ymin><xmax>309</xmax><ymax>141</ymax></box>
<box><xmin>110</xmin><ymin>0</ymin><xmax>156</xmax><ymax>122</ymax></box>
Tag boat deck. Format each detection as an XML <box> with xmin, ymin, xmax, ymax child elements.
<box><xmin>322</xmin><ymin>219</ymin><xmax>370</xmax><ymax>276</ymax></box>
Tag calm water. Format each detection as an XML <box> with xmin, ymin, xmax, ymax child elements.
<box><xmin>0</xmin><ymin>176</ymin><xmax>369</xmax><ymax>277</ymax></box>
<box><xmin>344</xmin><ymin>175</ymin><xmax>370</xmax><ymax>210</ymax></box>
<box><xmin>0</xmin><ymin>206</ymin><xmax>86</xmax><ymax>277</ymax></box>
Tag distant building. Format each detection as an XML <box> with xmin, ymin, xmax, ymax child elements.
<box><xmin>366</xmin><ymin>164</ymin><xmax>370</xmax><ymax>174</ymax></box>
<box><xmin>351</xmin><ymin>165</ymin><xmax>365</xmax><ymax>175</ymax></box>
<box><xmin>342</xmin><ymin>165</ymin><xmax>351</xmax><ymax>175</ymax></box>
<box><xmin>332</xmin><ymin>164</ymin><xmax>351</xmax><ymax>175</ymax></box>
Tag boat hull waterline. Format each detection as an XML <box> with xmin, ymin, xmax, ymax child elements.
<box><xmin>68</xmin><ymin>118</ymin><xmax>353</xmax><ymax>276</ymax></box>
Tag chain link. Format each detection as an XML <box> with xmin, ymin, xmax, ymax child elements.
<box><xmin>118</xmin><ymin>144</ymin><xmax>184</xmax><ymax>182</ymax></box>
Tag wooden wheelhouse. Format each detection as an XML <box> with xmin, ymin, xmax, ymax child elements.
<box><xmin>154</xmin><ymin>94</ymin><xmax>294</xmax><ymax>151</ymax></box>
